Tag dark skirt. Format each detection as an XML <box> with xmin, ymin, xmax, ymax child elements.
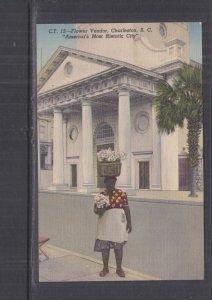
<box><xmin>94</xmin><ymin>239</ymin><xmax>127</xmax><ymax>252</ymax></box>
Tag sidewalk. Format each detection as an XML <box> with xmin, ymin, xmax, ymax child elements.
<box><xmin>39</xmin><ymin>244</ymin><xmax>154</xmax><ymax>282</ymax></box>
<box><xmin>41</xmin><ymin>189</ymin><xmax>203</xmax><ymax>203</ymax></box>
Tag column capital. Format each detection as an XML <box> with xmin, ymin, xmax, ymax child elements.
<box><xmin>113</xmin><ymin>85</ymin><xmax>131</xmax><ymax>96</ymax></box>
<box><xmin>80</xmin><ymin>98</ymin><xmax>92</xmax><ymax>106</ymax></box>
<box><xmin>53</xmin><ymin>107</ymin><xmax>63</xmax><ymax>114</ymax></box>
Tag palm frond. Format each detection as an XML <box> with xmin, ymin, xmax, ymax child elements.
<box><xmin>154</xmin><ymin>80</ymin><xmax>185</xmax><ymax>133</ymax></box>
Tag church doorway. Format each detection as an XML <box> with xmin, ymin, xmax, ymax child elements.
<box><xmin>95</xmin><ymin>122</ymin><xmax>115</xmax><ymax>188</ymax></box>
<box><xmin>97</xmin><ymin>143</ymin><xmax>114</xmax><ymax>188</ymax></box>
<box><xmin>70</xmin><ymin>164</ymin><xmax>77</xmax><ymax>188</ymax></box>
<box><xmin>179</xmin><ymin>157</ymin><xmax>190</xmax><ymax>191</ymax></box>
<box><xmin>138</xmin><ymin>161</ymin><xmax>150</xmax><ymax>189</ymax></box>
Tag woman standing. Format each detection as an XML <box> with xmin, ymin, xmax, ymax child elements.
<box><xmin>94</xmin><ymin>176</ymin><xmax>132</xmax><ymax>277</ymax></box>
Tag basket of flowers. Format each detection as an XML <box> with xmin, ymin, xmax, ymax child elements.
<box><xmin>97</xmin><ymin>148</ymin><xmax>127</xmax><ymax>177</ymax></box>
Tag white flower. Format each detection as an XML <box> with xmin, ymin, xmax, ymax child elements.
<box><xmin>94</xmin><ymin>194</ymin><xmax>110</xmax><ymax>208</ymax></box>
<box><xmin>97</xmin><ymin>148</ymin><xmax>127</xmax><ymax>162</ymax></box>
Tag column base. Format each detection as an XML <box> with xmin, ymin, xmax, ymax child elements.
<box><xmin>117</xmin><ymin>185</ymin><xmax>136</xmax><ymax>195</ymax></box>
<box><xmin>151</xmin><ymin>184</ymin><xmax>162</xmax><ymax>190</ymax></box>
<box><xmin>78</xmin><ymin>184</ymin><xmax>98</xmax><ymax>193</ymax></box>
<box><xmin>48</xmin><ymin>184</ymin><xmax>69</xmax><ymax>191</ymax></box>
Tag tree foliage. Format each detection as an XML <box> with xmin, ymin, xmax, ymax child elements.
<box><xmin>154</xmin><ymin>63</ymin><xmax>202</xmax><ymax>196</ymax></box>
<box><xmin>154</xmin><ymin>64</ymin><xmax>202</xmax><ymax>166</ymax></box>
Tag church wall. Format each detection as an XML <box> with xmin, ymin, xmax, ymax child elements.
<box><xmin>66</xmin><ymin>113</ymin><xmax>82</xmax><ymax>158</ymax></box>
<box><xmin>130</xmin><ymin>100</ymin><xmax>153</xmax><ymax>153</ymax></box>
<box><xmin>65</xmin><ymin>113</ymin><xmax>83</xmax><ymax>188</ymax></box>
<box><xmin>161</xmin><ymin>130</ymin><xmax>179</xmax><ymax>190</ymax></box>
<box><xmin>76</xmin><ymin>23</ymin><xmax>189</xmax><ymax>70</ymax></box>
<box><xmin>135</xmin><ymin>22</ymin><xmax>189</xmax><ymax>68</ymax></box>
<box><xmin>76</xmin><ymin>23</ymin><xmax>135</xmax><ymax>65</ymax></box>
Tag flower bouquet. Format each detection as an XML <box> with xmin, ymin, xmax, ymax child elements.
<box><xmin>94</xmin><ymin>193</ymin><xmax>110</xmax><ymax>216</ymax></box>
<box><xmin>97</xmin><ymin>148</ymin><xmax>127</xmax><ymax>177</ymax></box>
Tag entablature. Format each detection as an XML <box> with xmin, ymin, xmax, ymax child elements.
<box><xmin>38</xmin><ymin>68</ymin><xmax>163</xmax><ymax>113</ymax></box>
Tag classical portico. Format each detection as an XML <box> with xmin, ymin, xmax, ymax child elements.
<box><xmin>37</xmin><ymin>51</ymin><xmax>165</xmax><ymax>193</ymax></box>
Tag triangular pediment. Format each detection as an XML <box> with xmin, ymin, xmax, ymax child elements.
<box><xmin>37</xmin><ymin>47</ymin><xmax>120</xmax><ymax>93</ymax></box>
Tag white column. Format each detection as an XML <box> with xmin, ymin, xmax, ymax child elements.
<box><xmin>46</xmin><ymin>120</ymin><xmax>51</xmax><ymax>168</ymax></box>
<box><xmin>63</xmin><ymin>119</ymin><xmax>68</xmax><ymax>185</ymax></box>
<box><xmin>117</xmin><ymin>88</ymin><xmax>134</xmax><ymax>194</ymax></box>
<box><xmin>151</xmin><ymin>105</ymin><xmax>162</xmax><ymax>189</ymax></box>
<box><xmin>49</xmin><ymin>107</ymin><xmax>68</xmax><ymax>190</ymax></box>
<box><xmin>80</xmin><ymin>100</ymin><xmax>95</xmax><ymax>193</ymax></box>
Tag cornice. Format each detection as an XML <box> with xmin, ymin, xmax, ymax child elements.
<box><xmin>38</xmin><ymin>65</ymin><xmax>163</xmax><ymax>99</ymax></box>
<box><xmin>150</xmin><ymin>60</ymin><xmax>184</xmax><ymax>74</ymax></box>
<box><xmin>165</xmin><ymin>38</ymin><xmax>186</xmax><ymax>47</ymax></box>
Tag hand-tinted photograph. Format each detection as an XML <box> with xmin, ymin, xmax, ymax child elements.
<box><xmin>36</xmin><ymin>22</ymin><xmax>203</xmax><ymax>281</ymax></box>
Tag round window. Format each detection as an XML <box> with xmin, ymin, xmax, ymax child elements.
<box><xmin>134</xmin><ymin>112</ymin><xmax>149</xmax><ymax>134</ymax></box>
<box><xmin>64</xmin><ymin>62</ymin><xmax>73</xmax><ymax>77</ymax></box>
<box><xmin>69</xmin><ymin>126</ymin><xmax>78</xmax><ymax>141</ymax></box>
<box><xmin>159</xmin><ymin>23</ymin><xmax>167</xmax><ymax>38</ymax></box>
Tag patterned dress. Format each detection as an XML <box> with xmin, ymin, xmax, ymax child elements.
<box><xmin>94</xmin><ymin>189</ymin><xmax>129</xmax><ymax>251</ymax></box>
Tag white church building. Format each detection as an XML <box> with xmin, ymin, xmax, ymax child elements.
<box><xmin>37</xmin><ymin>22</ymin><xmax>203</xmax><ymax>193</ymax></box>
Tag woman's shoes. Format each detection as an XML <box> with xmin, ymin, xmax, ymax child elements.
<box><xmin>116</xmin><ymin>268</ymin><xmax>125</xmax><ymax>277</ymax></box>
<box><xmin>99</xmin><ymin>268</ymin><xmax>109</xmax><ymax>277</ymax></box>
<box><xmin>99</xmin><ymin>268</ymin><xmax>125</xmax><ymax>277</ymax></box>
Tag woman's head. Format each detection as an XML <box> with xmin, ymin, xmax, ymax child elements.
<box><xmin>104</xmin><ymin>176</ymin><xmax>117</xmax><ymax>192</ymax></box>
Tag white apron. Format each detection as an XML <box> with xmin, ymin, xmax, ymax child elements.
<box><xmin>96</xmin><ymin>208</ymin><xmax>128</xmax><ymax>243</ymax></box>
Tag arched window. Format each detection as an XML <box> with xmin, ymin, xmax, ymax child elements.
<box><xmin>96</xmin><ymin>123</ymin><xmax>114</xmax><ymax>139</ymax></box>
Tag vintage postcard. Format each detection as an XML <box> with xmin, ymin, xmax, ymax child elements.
<box><xmin>36</xmin><ymin>22</ymin><xmax>204</xmax><ymax>281</ymax></box>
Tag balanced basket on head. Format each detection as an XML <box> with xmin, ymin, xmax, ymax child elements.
<box><xmin>97</xmin><ymin>162</ymin><xmax>122</xmax><ymax>177</ymax></box>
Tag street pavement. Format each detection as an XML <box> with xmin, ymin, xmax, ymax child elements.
<box><xmin>39</xmin><ymin>244</ymin><xmax>149</xmax><ymax>282</ymax></box>
<box><xmin>39</xmin><ymin>190</ymin><xmax>203</xmax><ymax>281</ymax></box>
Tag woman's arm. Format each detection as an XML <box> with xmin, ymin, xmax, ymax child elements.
<box><xmin>123</xmin><ymin>206</ymin><xmax>132</xmax><ymax>233</ymax></box>
<box><xmin>94</xmin><ymin>203</ymin><xmax>98</xmax><ymax>214</ymax></box>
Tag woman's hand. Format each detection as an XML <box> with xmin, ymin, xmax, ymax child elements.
<box><xmin>126</xmin><ymin>222</ymin><xmax>132</xmax><ymax>233</ymax></box>
<box><xmin>94</xmin><ymin>204</ymin><xmax>98</xmax><ymax>214</ymax></box>
<box><xmin>97</xmin><ymin>208</ymin><xmax>106</xmax><ymax>216</ymax></box>
<box><xmin>123</xmin><ymin>206</ymin><xmax>132</xmax><ymax>233</ymax></box>
<box><xmin>94</xmin><ymin>204</ymin><xmax>105</xmax><ymax>216</ymax></box>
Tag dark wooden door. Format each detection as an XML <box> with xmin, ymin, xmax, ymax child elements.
<box><xmin>71</xmin><ymin>164</ymin><xmax>77</xmax><ymax>187</ymax></box>
<box><xmin>179</xmin><ymin>158</ymin><xmax>190</xmax><ymax>191</ymax></box>
<box><xmin>139</xmin><ymin>161</ymin><xmax>150</xmax><ymax>189</ymax></box>
<box><xmin>97</xmin><ymin>143</ymin><xmax>114</xmax><ymax>188</ymax></box>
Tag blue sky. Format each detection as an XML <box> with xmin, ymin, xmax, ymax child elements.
<box><xmin>188</xmin><ymin>22</ymin><xmax>202</xmax><ymax>63</ymax></box>
<box><xmin>36</xmin><ymin>24</ymin><xmax>76</xmax><ymax>71</ymax></box>
<box><xmin>37</xmin><ymin>22</ymin><xmax>202</xmax><ymax>72</ymax></box>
